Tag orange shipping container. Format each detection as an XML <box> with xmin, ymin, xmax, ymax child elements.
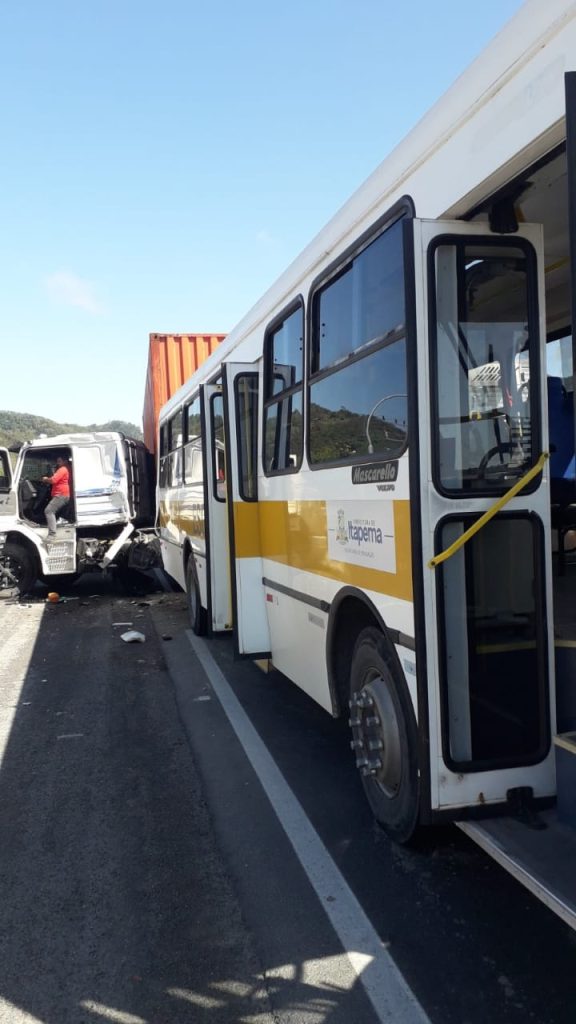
<box><xmin>142</xmin><ymin>333</ymin><xmax>225</xmax><ymax>454</ymax></box>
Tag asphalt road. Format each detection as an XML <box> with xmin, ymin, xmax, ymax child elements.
<box><xmin>161</xmin><ymin>614</ymin><xmax>576</xmax><ymax>1024</ymax></box>
<box><xmin>1</xmin><ymin>577</ymin><xmax>576</xmax><ymax>1024</ymax></box>
<box><xmin>0</xmin><ymin>580</ymin><xmax>275</xmax><ymax>1024</ymax></box>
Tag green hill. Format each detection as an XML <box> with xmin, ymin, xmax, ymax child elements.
<box><xmin>0</xmin><ymin>410</ymin><xmax>143</xmax><ymax>450</ymax></box>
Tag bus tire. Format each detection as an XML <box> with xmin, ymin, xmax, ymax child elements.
<box><xmin>1</xmin><ymin>542</ymin><xmax>36</xmax><ymax>596</ymax></box>
<box><xmin>349</xmin><ymin>626</ymin><xmax>419</xmax><ymax>843</ymax></box>
<box><xmin>186</xmin><ymin>557</ymin><xmax>207</xmax><ymax>636</ymax></box>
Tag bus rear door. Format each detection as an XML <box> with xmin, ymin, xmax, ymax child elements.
<box><xmin>203</xmin><ymin>383</ymin><xmax>232</xmax><ymax>633</ymax></box>
<box><xmin>223</xmin><ymin>362</ymin><xmax>270</xmax><ymax>658</ymax></box>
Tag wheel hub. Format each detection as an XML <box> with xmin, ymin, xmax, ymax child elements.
<box><xmin>349</xmin><ymin>675</ymin><xmax>403</xmax><ymax>797</ymax></box>
<box><xmin>0</xmin><ymin>556</ymin><xmax>19</xmax><ymax>590</ymax></box>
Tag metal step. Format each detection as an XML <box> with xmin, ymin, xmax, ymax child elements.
<box><xmin>458</xmin><ymin>811</ymin><xmax>576</xmax><ymax>930</ymax></box>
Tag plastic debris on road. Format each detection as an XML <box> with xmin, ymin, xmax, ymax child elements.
<box><xmin>120</xmin><ymin>630</ymin><xmax>146</xmax><ymax>643</ymax></box>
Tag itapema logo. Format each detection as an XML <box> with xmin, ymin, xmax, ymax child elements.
<box><xmin>336</xmin><ymin>508</ymin><xmax>348</xmax><ymax>545</ymax></box>
<box><xmin>327</xmin><ymin>500</ymin><xmax>396</xmax><ymax>573</ymax></box>
<box><xmin>335</xmin><ymin>509</ymin><xmax>383</xmax><ymax>549</ymax></box>
<box><xmin>351</xmin><ymin>460</ymin><xmax>398</xmax><ymax>485</ymax></box>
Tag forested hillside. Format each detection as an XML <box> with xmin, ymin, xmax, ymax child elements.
<box><xmin>0</xmin><ymin>410</ymin><xmax>143</xmax><ymax>449</ymax></box>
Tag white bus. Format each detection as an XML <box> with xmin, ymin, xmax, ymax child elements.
<box><xmin>159</xmin><ymin>0</ymin><xmax>576</xmax><ymax>926</ymax></box>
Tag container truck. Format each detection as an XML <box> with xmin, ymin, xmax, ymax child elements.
<box><xmin>142</xmin><ymin>333</ymin><xmax>225</xmax><ymax>455</ymax></box>
<box><xmin>0</xmin><ymin>431</ymin><xmax>158</xmax><ymax>596</ymax></box>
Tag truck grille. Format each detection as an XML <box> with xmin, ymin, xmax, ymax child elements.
<box><xmin>47</xmin><ymin>541</ymin><xmax>76</xmax><ymax>573</ymax></box>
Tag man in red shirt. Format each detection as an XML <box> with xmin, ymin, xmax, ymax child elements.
<box><xmin>42</xmin><ymin>456</ymin><xmax>71</xmax><ymax>539</ymax></box>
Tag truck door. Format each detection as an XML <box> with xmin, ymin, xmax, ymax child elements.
<box><xmin>222</xmin><ymin>362</ymin><xmax>270</xmax><ymax>658</ymax></box>
<box><xmin>410</xmin><ymin>218</ymin><xmax>555</xmax><ymax>817</ymax></box>
<box><xmin>0</xmin><ymin>448</ymin><xmax>16</xmax><ymax>516</ymax></box>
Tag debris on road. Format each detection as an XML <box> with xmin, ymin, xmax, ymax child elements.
<box><xmin>120</xmin><ymin>630</ymin><xmax>146</xmax><ymax>643</ymax></box>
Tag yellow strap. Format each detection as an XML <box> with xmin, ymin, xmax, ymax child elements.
<box><xmin>428</xmin><ymin>452</ymin><xmax>549</xmax><ymax>569</ymax></box>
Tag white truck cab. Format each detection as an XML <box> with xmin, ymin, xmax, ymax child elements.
<box><xmin>0</xmin><ymin>431</ymin><xmax>158</xmax><ymax>595</ymax></box>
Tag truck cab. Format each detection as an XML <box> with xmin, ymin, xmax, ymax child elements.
<box><xmin>0</xmin><ymin>432</ymin><xmax>157</xmax><ymax>596</ymax></box>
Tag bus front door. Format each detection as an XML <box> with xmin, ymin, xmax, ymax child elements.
<box><xmin>411</xmin><ymin>217</ymin><xmax>556</xmax><ymax>818</ymax></box>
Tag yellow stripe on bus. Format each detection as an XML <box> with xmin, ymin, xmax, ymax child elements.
<box><xmin>234</xmin><ymin>499</ymin><xmax>413</xmax><ymax>601</ymax></box>
<box><xmin>233</xmin><ymin>501</ymin><xmax>261</xmax><ymax>558</ymax></box>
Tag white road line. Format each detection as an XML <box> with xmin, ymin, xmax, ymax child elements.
<box><xmin>186</xmin><ymin>630</ymin><xmax>431</xmax><ymax>1024</ymax></box>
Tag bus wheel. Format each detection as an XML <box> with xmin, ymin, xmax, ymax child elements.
<box><xmin>186</xmin><ymin>557</ymin><xmax>207</xmax><ymax>636</ymax></box>
<box><xmin>349</xmin><ymin>627</ymin><xmax>419</xmax><ymax>843</ymax></box>
<box><xmin>0</xmin><ymin>543</ymin><xmax>36</xmax><ymax>596</ymax></box>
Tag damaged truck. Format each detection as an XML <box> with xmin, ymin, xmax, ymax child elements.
<box><xmin>0</xmin><ymin>431</ymin><xmax>159</xmax><ymax>596</ymax></box>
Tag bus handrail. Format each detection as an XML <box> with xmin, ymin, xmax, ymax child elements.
<box><xmin>428</xmin><ymin>452</ymin><xmax>549</xmax><ymax>569</ymax></box>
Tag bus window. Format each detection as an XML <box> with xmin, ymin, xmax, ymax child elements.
<box><xmin>264</xmin><ymin>391</ymin><xmax>303</xmax><ymax>474</ymax></box>
<box><xmin>546</xmin><ymin>336</ymin><xmax>575</xmax><ymax>511</ymax></box>
<box><xmin>184</xmin><ymin>396</ymin><xmax>202</xmax><ymax>484</ymax></box>
<box><xmin>235</xmin><ymin>374</ymin><xmax>259</xmax><ymax>501</ymax></box>
<box><xmin>546</xmin><ymin>334</ymin><xmax>573</xmax><ymax>386</ymax></box>
<box><xmin>212</xmin><ymin>394</ymin><xmax>226</xmax><ymax>501</ymax></box>
<box><xmin>311</xmin><ymin>219</ymin><xmax>405</xmax><ymax>372</ymax></box>
<box><xmin>437</xmin><ymin>514</ymin><xmax>548</xmax><ymax>770</ymax></box>
<box><xmin>309</xmin><ymin>218</ymin><xmax>407</xmax><ymax>465</ymax></box>
<box><xmin>263</xmin><ymin>302</ymin><xmax>304</xmax><ymax>474</ymax></box>
<box><xmin>159</xmin><ymin>422</ymin><xmax>170</xmax><ymax>486</ymax></box>
<box><xmin>185</xmin><ymin>397</ymin><xmax>202</xmax><ymax>444</ymax></box>
<box><xmin>169</xmin><ymin>409</ymin><xmax>184</xmax><ymax>451</ymax></box>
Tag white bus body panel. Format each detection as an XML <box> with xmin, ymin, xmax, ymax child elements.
<box><xmin>257</xmin><ymin>452</ymin><xmax>413</xmax><ymax>713</ymax></box>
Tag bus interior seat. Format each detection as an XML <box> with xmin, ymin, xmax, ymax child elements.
<box><xmin>548</xmin><ymin>375</ymin><xmax>576</xmax><ymax>573</ymax></box>
<box><xmin>18</xmin><ymin>477</ymin><xmax>38</xmax><ymax>519</ymax></box>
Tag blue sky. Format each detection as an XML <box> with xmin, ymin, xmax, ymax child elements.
<box><xmin>0</xmin><ymin>0</ymin><xmax>524</xmax><ymax>430</ymax></box>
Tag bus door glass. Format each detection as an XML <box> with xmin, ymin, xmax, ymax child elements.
<box><xmin>413</xmin><ymin>219</ymin><xmax>555</xmax><ymax>814</ymax></box>
<box><xmin>223</xmin><ymin>361</ymin><xmax>270</xmax><ymax>657</ymax></box>
<box><xmin>203</xmin><ymin>383</ymin><xmax>232</xmax><ymax>632</ymax></box>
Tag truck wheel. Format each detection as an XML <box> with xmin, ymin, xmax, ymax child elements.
<box><xmin>186</xmin><ymin>557</ymin><xmax>207</xmax><ymax>636</ymax></box>
<box><xmin>0</xmin><ymin>543</ymin><xmax>36</xmax><ymax>596</ymax></box>
<box><xmin>349</xmin><ymin>626</ymin><xmax>419</xmax><ymax>844</ymax></box>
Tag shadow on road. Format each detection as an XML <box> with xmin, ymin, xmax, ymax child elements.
<box><xmin>0</xmin><ymin>579</ymin><xmax>388</xmax><ymax>1024</ymax></box>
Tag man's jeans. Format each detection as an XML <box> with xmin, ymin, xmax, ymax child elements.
<box><xmin>45</xmin><ymin>495</ymin><xmax>69</xmax><ymax>536</ymax></box>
